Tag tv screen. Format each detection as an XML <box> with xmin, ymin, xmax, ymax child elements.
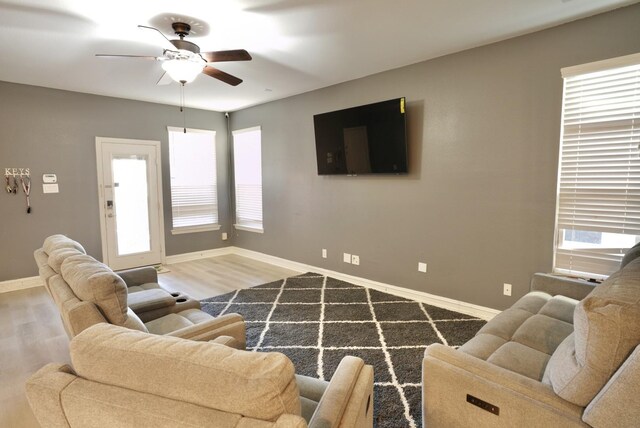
<box><xmin>313</xmin><ymin>97</ymin><xmax>407</xmax><ymax>175</ymax></box>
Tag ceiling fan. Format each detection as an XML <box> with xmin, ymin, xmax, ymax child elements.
<box><xmin>96</xmin><ymin>22</ymin><xmax>252</xmax><ymax>86</ymax></box>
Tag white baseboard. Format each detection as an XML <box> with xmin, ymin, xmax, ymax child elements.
<box><xmin>232</xmin><ymin>247</ymin><xmax>500</xmax><ymax>320</ymax></box>
<box><xmin>0</xmin><ymin>247</ymin><xmax>236</xmax><ymax>294</ymax></box>
<box><xmin>165</xmin><ymin>247</ymin><xmax>235</xmax><ymax>265</ymax></box>
<box><xmin>0</xmin><ymin>276</ymin><xmax>43</xmax><ymax>293</ymax></box>
<box><xmin>5</xmin><ymin>246</ymin><xmax>500</xmax><ymax>320</ymax></box>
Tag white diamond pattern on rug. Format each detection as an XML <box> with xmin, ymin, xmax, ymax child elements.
<box><xmin>201</xmin><ymin>273</ymin><xmax>486</xmax><ymax>428</ymax></box>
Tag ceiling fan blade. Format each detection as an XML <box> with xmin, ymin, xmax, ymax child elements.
<box><xmin>156</xmin><ymin>71</ymin><xmax>173</xmax><ymax>86</ymax></box>
<box><xmin>95</xmin><ymin>54</ymin><xmax>158</xmax><ymax>60</ymax></box>
<box><xmin>201</xmin><ymin>50</ymin><xmax>252</xmax><ymax>63</ymax></box>
<box><xmin>137</xmin><ymin>25</ymin><xmax>175</xmax><ymax>51</ymax></box>
<box><xmin>202</xmin><ymin>66</ymin><xmax>243</xmax><ymax>86</ymax></box>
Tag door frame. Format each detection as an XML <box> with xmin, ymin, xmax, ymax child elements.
<box><xmin>95</xmin><ymin>136</ymin><xmax>166</xmax><ymax>267</ymax></box>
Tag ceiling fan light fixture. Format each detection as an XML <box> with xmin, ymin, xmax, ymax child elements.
<box><xmin>161</xmin><ymin>57</ymin><xmax>205</xmax><ymax>83</ymax></box>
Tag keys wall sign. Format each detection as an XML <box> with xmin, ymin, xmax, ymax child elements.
<box><xmin>4</xmin><ymin>167</ymin><xmax>32</xmax><ymax>213</ymax></box>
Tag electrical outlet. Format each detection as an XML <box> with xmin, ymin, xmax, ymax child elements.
<box><xmin>343</xmin><ymin>253</ymin><xmax>351</xmax><ymax>263</ymax></box>
<box><xmin>418</xmin><ymin>262</ymin><xmax>427</xmax><ymax>273</ymax></box>
<box><xmin>322</xmin><ymin>249</ymin><xmax>327</xmax><ymax>258</ymax></box>
<box><xmin>352</xmin><ymin>255</ymin><xmax>360</xmax><ymax>265</ymax></box>
<box><xmin>503</xmin><ymin>283</ymin><xmax>512</xmax><ymax>296</ymax></box>
<box><xmin>222</xmin><ymin>232</ymin><xmax>228</xmax><ymax>241</ymax></box>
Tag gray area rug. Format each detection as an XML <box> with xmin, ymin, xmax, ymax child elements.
<box><xmin>201</xmin><ymin>273</ymin><xmax>486</xmax><ymax>428</ymax></box>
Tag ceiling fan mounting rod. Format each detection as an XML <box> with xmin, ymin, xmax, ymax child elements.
<box><xmin>172</xmin><ymin>22</ymin><xmax>191</xmax><ymax>40</ymax></box>
<box><xmin>168</xmin><ymin>22</ymin><xmax>200</xmax><ymax>54</ymax></box>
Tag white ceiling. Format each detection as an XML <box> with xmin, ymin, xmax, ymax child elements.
<box><xmin>0</xmin><ymin>0</ymin><xmax>636</xmax><ymax>112</ymax></box>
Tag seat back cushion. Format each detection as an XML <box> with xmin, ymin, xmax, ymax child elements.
<box><xmin>621</xmin><ymin>242</ymin><xmax>640</xmax><ymax>269</ymax></box>
<box><xmin>43</xmin><ymin>234</ymin><xmax>85</xmax><ymax>255</ymax></box>
<box><xmin>543</xmin><ymin>257</ymin><xmax>640</xmax><ymax>406</ymax></box>
<box><xmin>60</xmin><ymin>254</ymin><xmax>129</xmax><ymax>325</ymax></box>
<box><xmin>48</xmin><ymin>247</ymin><xmax>85</xmax><ymax>274</ymax></box>
<box><xmin>70</xmin><ymin>324</ymin><xmax>301</xmax><ymax>422</ymax></box>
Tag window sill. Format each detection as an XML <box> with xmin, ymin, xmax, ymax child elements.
<box><xmin>234</xmin><ymin>224</ymin><xmax>264</xmax><ymax>234</ymax></box>
<box><xmin>171</xmin><ymin>224</ymin><xmax>221</xmax><ymax>235</ymax></box>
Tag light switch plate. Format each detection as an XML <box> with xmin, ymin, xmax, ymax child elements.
<box><xmin>43</xmin><ymin>183</ymin><xmax>59</xmax><ymax>193</ymax></box>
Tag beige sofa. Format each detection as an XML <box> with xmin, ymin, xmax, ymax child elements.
<box><xmin>422</xmin><ymin>248</ymin><xmax>640</xmax><ymax>427</ymax></box>
<box><xmin>34</xmin><ymin>234</ymin><xmax>245</xmax><ymax>346</ymax></box>
<box><xmin>27</xmin><ymin>323</ymin><xmax>374</xmax><ymax>428</ymax></box>
<box><xmin>35</xmin><ymin>234</ymin><xmax>200</xmax><ymax>322</ymax></box>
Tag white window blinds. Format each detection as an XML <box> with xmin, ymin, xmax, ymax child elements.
<box><xmin>168</xmin><ymin>127</ymin><xmax>218</xmax><ymax>232</ymax></box>
<box><xmin>554</xmin><ymin>56</ymin><xmax>640</xmax><ymax>278</ymax></box>
<box><xmin>233</xmin><ymin>127</ymin><xmax>263</xmax><ymax>232</ymax></box>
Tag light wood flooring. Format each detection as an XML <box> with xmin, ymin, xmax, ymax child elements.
<box><xmin>0</xmin><ymin>254</ymin><xmax>299</xmax><ymax>428</ymax></box>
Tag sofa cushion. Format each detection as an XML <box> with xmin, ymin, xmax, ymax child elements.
<box><xmin>144</xmin><ymin>309</ymin><xmax>214</xmax><ymax>335</ymax></box>
<box><xmin>60</xmin><ymin>254</ymin><xmax>129</xmax><ymax>326</ymax></box>
<box><xmin>487</xmin><ymin>341</ymin><xmax>551</xmax><ymax>380</ymax></box>
<box><xmin>48</xmin><ymin>247</ymin><xmax>85</xmax><ymax>274</ymax></box>
<box><xmin>145</xmin><ymin>313</ymin><xmax>193</xmax><ymax>334</ymax></box>
<box><xmin>122</xmin><ymin>308</ymin><xmax>148</xmax><ymax>333</ymax></box>
<box><xmin>511</xmin><ymin>314</ymin><xmax>573</xmax><ymax>355</ymax></box>
<box><xmin>543</xmin><ymin>257</ymin><xmax>640</xmax><ymax>406</ymax></box>
<box><xmin>460</xmin><ymin>291</ymin><xmax>578</xmax><ymax>381</ymax></box>
<box><xmin>43</xmin><ymin>234</ymin><xmax>85</xmax><ymax>255</ymax></box>
<box><xmin>70</xmin><ymin>324</ymin><xmax>301</xmax><ymax>422</ymax></box>
<box><xmin>296</xmin><ymin>375</ymin><xmax>329</xmax><ymax>423</ymax></box>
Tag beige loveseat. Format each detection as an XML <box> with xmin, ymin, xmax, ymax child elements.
<box><xmin>34</xmin><ymin>234</ymin><xmax>245</xmax><ymax>345</ymax></box>
<box><xmin>422</xmin><ymin>248</ymin><xmax>640</xmax><ymax>427</ymax></box>
<box><xmin>27</xmin><ymin>323</ymin><xmax>374</xmax><ymax>428</ymax></box>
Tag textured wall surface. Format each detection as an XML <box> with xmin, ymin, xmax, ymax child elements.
<box><xmin>0</xmin><ymin>84</ymin><xmax>230</xmax><ymax>281</ymax></box>
<box><xmin>229</xmin><ymin>5</ymin><xmax>640</xmax><ymax>310</ymax></box>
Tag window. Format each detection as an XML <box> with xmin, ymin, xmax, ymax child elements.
<box><xmin>554</xmin><ymin>54</ymin><xmax>640</xmax><ymax>278</ymax></box>
<box><xmin>232</xmin><ymin>127</ymin><xmax>263</xmax><ymax>233</ymax></box>
<box><xmin>168</xmin><ymin>127</ymin><xmax>219</xmax><ymax>234</ymax></box>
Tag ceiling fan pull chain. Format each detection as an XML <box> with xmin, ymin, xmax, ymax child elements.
<box><xmin>181</xmin><ymin>82</ymin><xmax>187</xmax><ymax>133</ymax></box>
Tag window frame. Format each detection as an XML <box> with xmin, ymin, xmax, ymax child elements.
<box><xmin>167</xmin><ymin>126</ymin><xmax>220</xmax><ymax>235</ymax></box>
<box><xmin>552</xmin><ymin>53</ymin><xmax>640</xmax><ymax>279</ymax></box>
<box><xmin>232</xmin><ymin>126</ymin><xmax>264</xmax><ymax>234</ymax></box>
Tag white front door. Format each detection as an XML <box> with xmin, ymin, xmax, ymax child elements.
<box><xmin>96</xmin><ymin>137</ymin><xmax>164</xmax><ymax>270</ymax></box>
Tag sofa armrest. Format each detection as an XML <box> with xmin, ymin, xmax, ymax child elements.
<box><xmin>530</xmin><ymin>273</ymin><xmax>596</xmax><ymax>300</ymax></box>
<box><xmin>127</xmin><ymin>288</ymin><xmax>176</xmax><ymax>314</ymax></box>
<box><xmin>117</xmin><ymin>266</ymin><xmax>158</xmax><ymax>288</ymax></box>
<box><xmin>65</xmin><ymin>300</ymin><xmax>108</xmax><ymax>337</ymax></box>
<box><xmin>26</xmin><ymin>363</ymin><xmax>78</xmax><ymax>428</ymax></box>
<box><xmin>583</xmin><ymin>345</ymin><xmax>640</xmax><ymax>428</ymax></box>
<box><xmin>309</xmin><ymin>356</ymin><xmax>374</xmax><ymax>428</ymax></box>
<box><xmin>422</xmin><ymin>344</ymin><xmax>586</xmax><ymax>427</ymax></box>
<box><xmin>209</xmin><ymin>335</ymin><xmax>245</xmax><ymax>350</ymax></box>
<box><xmin>167</xmin><ymin>313</ymin><xmax>246</xmax><ymax>347</ymax></box>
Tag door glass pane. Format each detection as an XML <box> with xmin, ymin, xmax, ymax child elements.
<box><xmin>112</xmin><ymin>156</ymin><xmax>151</xmax><ymax>255</ymax></box>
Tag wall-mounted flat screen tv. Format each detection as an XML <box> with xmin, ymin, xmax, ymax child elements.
<box><xmin>313</xmin><ymin>98</ymin><xmax>408</xmax><ymax>175</ymax></box>
<box><xmin>313</xmin><ymin>97</ymin><xmax>407</xmax><ymax>175</ymax></box>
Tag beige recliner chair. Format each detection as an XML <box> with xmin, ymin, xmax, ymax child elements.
<box><xmin>34</xmin><ymin>234</ymin><xmax>245</xmax><ymax>346</ymax></box>
<box><xmin>27</xmin><ymin>323</ymin><xmax>374</xmax><ymax>428</ymax></box>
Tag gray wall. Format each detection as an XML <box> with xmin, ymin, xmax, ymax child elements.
<box><xmin>230</xmin><ymin>5</ymin><xmax>640</xmax><ymax>310</ymax></box>
<box><xmin>0</xmin><ymin>83</ymin><xmax>230</xmax><ymax>281</ymax></box>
